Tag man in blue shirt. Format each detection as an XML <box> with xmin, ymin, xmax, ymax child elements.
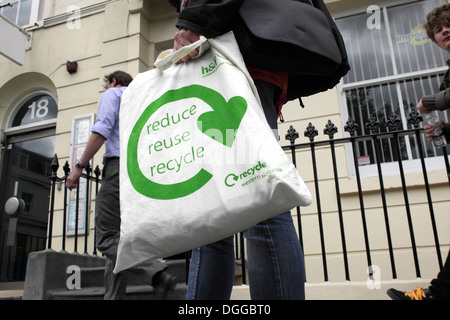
<box><xmin>66</xmin><ymin>71</ymin><xmax>176</xmax><ymax>299</ymax></box>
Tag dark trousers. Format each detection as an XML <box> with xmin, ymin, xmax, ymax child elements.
<box><xmin>430</xmin><ymin>251</ymin><xmax>450</xmax><ymax>300</ymax></box>
<box><xmin>95</xmin><ymin>158</ymin><xmax>167</xmax><ymax>299</ymax></box>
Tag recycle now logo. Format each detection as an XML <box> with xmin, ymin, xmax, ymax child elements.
<box><xmin>127</xmin><ymin>84</ymin><xmax>247</xmax><ymax>200</ymax></box>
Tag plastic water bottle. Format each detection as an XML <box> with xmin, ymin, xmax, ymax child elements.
<box><xmin>422</xmin><ymin>111</ymin><xmax>447</xmax><ymax>148</ymax></box>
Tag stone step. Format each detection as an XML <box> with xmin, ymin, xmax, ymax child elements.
<box><xmin>22</xmin><ymin>249</ymin><xmax>188</xmax><ymax>300</ymax></box>
<box><xmin>79</xmin><ymin>266</ymin><xmax>105</xmax><ymax>288</ymax></box>
<box><xmin>77</xmin><ymin>259</ymin><xmax>187</xmax><ymax>287</ymax></box>
<box><xmin>46</xmin><ymin>283</ymin><xmax>187</xmax><ymax>300</ymax></box>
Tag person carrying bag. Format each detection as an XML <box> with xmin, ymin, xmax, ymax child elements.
<box><xmin>115</xmin><ymin>31</ymin><xmax>312</xmax><ymax>299</ymax></box>
<box><xmin>166</xmin><ymin>0</ymin><xmax>349</xmax><ymax>300</ymax></box>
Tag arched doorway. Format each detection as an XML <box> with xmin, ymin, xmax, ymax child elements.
<box><xmin>0</xmin><ymin>91</ymin><xmax>58</xmax><ymax>282</ymax></box>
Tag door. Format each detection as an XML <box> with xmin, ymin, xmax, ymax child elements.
<box><xmin>0</xmin><ymin>130</ymin><xmax>56</xmax><ymax>281</ymax></box>
<box><xmin>0</xmin><ymin>91</ymin><xmax>57</xmax><ymax>282</ymax></box>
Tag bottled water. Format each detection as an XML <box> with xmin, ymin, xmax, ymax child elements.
<box><xmin>422</xmin><ymin>111</ymin><xmax>447</xmax><ymax>148</ymax></box>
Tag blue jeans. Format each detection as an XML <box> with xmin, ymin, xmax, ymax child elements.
<box><xmin>186</xmin><ymin>212</ymin><xmax>305</xmax><ymax>300</ymax></box>
<box><xmin>186</xmin><ymin>80</ymin><xmax>306</xmax><ymax>300</ymax></box>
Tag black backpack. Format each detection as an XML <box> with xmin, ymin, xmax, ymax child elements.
<box><xmin>233</xmin><ymin>0</ymin><xmax>350</xmax><ymax>99</ymax></box>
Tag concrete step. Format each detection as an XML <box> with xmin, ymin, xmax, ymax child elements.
<box><xmin>49</xmin><ymin>258</ymin><xmax>188</xmax><ymax>300</ymax></box>
<box><xmin>22</xmin><ymin>249</ymin><xmax>188</xmax><ymax>300</ymax></box>
<box><xmin>46</xmin><ymin>283</ymin><xmax>187</xmax><ymax>300</ymax></box>
<box><xmin>76</xmin><ymin>259</ymin><xmax>187</xmax><ymax>289</ymax></box>
<box><xmin>79</xmin><ymin>266</ymin><xmax>105</xmax><ymax>288</ymax></box>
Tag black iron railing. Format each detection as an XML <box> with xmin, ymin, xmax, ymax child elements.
<box><xmin>48</xmin><ymin>159</ymin><xmax>102</xmax><ymax>254</ymax></box>
<box><xmin>46</xmin><ymin>111</ymin><xmax>449</xmax><ymax>283</ymax></box>
<box><xmin>282</xmin><ymin>111</ymin><xmax>449</xmax><ymax>282</ymax></box>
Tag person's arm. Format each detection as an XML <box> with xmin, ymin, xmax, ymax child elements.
<box><xmin>66</xmin><ymin>132</ymin><xmax>106</xmax><ymax>190</ymax></box>
<box><xmin>418</xmin><ymin>87</ymin><xmax>450</xmax><ymax>113</ymax></box>
<box><xmin>66</xmin><ymin>86</ymin><xmax>121</xmax><ymax>190</ymax></box>
<box><xmin>173</xmin><ymin>0</ymin><xmax>242</xmax><ymax>63</ymax></box>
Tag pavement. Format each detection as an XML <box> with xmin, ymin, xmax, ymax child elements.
<box><xmin>0</xmin><ymin>282</ymin><xmax>23</xmax><ymax>300</ymax></box>
<box><xmin>0</xmin><ymin>279</ymin><xmax>432</xmax><ymax>300</ymax></box>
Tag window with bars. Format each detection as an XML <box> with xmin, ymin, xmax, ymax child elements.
<box><xmin>0</xmin><ymin>0</ymin><xmax>41</xmax><ymax>26</ymax></box>
<box><xmin>336</xmin><ymin>0</ymin><xmax>449</xmax><ymax>167</ymax></box>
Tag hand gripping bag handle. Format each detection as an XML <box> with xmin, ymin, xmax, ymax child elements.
<box><xmin>154</xmin><ymin>36</ymin><xmax>209</xmax><ymax>71</ymax></box>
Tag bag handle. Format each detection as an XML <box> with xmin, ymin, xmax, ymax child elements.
<box><xmin>154</xmin><ymin>36</ymin><xmax>209</xmax><ymax>71</ymax></box>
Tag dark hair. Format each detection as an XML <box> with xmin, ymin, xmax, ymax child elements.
<box><xmin>424</xmin><ymin>4</ymin><xmax>450</xmax><ymax>43</ymax></box>
<box><xmin>104</xmin><ymin>71</ymin><xmax>133</xmax><ymax>87</ymax></box>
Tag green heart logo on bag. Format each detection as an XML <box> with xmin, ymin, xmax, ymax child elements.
<box><xmin>127</xmin><ymin>84</ymin><xmax>247</xmax><ymax>200</ymax></box>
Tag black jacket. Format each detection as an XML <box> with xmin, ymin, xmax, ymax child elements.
<box><xmin>176</xmin><ymin>0</ymin><xmax>349</xmax><ymax>100</ymax></box>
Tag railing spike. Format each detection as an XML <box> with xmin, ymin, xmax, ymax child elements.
<box><xmin>365</xmin><ymin>115</ymin><xmax>381</xmax><ymax>133</ymax></box>
<box><xmin>407</xmin><ymin>110</ymin><xmax>423</xmax><ymax>128</ymax></box>
<box><xmin>51</xmin><ymin>154</ymin><xmax>59</xmax><ymax>173</ymax></box>
<box><xmin>324</xmin><ymin>120</ymin><xmax>338</xmax><ymax>139</ymax></box>
<box><xmin>386</xmin><ymin>113</ymin><xmax>401</xmax><ymax>131</ymax></box>
<box><xmin>94</xmin><ymin>165</ymin><xmax>101</xmax><ymax>178</ymax></box>
<box><xmin>304</xmin><ymin>122</ymin><xmax>318</xmax><ymax>142</ymax></box>
<box><xmin>63</xmin><ymin>161</ymin><xmax>70</xmax><ymax>176</ymax></box>
<box><xmin>344</xmin><ymin>118</ymin><xmax>359</xmax><ymax>137</ymax></box>
<box><xmin>285</xmin><ymin>125</ymin><xmax>299</xmax><ymax>144</ymax></box>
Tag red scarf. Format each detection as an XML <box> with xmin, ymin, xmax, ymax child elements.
<box><xmin>247</xmin><ymin>67</ymin><xmax>288</xmax><ymax>118</ymax></box>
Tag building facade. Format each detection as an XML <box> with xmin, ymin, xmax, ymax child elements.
<box><xmin>0</xmin><ymin>0</ymin><xmax>449</xmax><ymax>288</ymax></box>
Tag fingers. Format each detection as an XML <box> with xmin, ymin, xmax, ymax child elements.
<box><xmin>177</xmin><ymin>48</ymin><xmax>200</xmax><ymax>64</ymax></box>
<box><xmin>66</xmin><ymin>172</ymin><xmax>80</xmax><ymax>190</ymax></box>
<box><xmin>66</xmin><ymin>179</ymin><xmax>78</xmax><ymax>190</ymax></box>
<box><xmin>417</xmin><ymin>99</ymin><xmax>428</xmax><ymax>113</ymax></box>
<box><xmin>173</xmin><ymin>28</ymin><xmax>202</xmax><ymax>63</ymax></box>
<box><xmin>423</xmin><ymin>125</ymin><xmax>433</xmax><ymax>141</ymax></box>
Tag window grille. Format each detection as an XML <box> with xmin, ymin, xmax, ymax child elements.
<box><xmin>336</xmin><ymin>0</ymin><xmax>449</xmax><ymax>167</ymax></box>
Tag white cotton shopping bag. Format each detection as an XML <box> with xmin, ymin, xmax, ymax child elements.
<box><xmin>114</xmin><ymin>32</ymin><xmax>312</xmax><ymax>273</ymax></box>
